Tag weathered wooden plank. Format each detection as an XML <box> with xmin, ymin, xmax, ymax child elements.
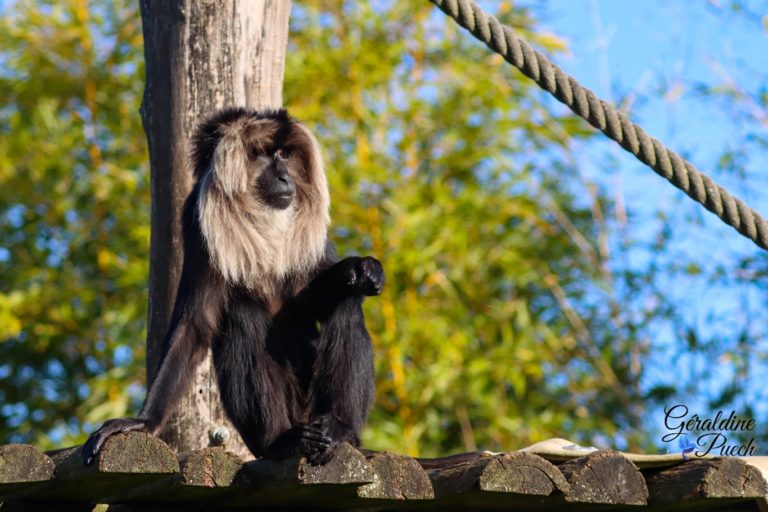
<box><xmin>115</xmin><ymin>447</ymin><xmax>244</xmax><ymax>504</ymax></box>
<box><xmin>176</xmin><ymin>447</ymin><xmax>243</xmax><ymax>488</ymax></box>
<box><xmin>358</xmin><ymin>452</ymin><xmax>434</xmax><ymax>500</ymax></box>
<box><xmin>109</xmin><ymin>447</ymin><xmax>434</xmax><ymax>508</ymax></box>
<box><xmin>95</xmin><ymin>448</ymin><xmax>431</xmax><ymax>510</ymax></box>
<box><xmin>223</xmin><ymin>442</ymin><xmax>376</xmax><ymax>508</ymax></box>
<box><xmin>415</xmin><ymin>451</ymin><xmax>496</xmax><ymax>470</ymax></box>
<box><xmin>427</xmin><ymin>451</ymin><xmax>568</xmax><ymax>497</ymax></box>
<box><xmin>557</xmin><ymin>449</ymin><xmax>648</xmax><ymax>505</ymax></box>
<box><xmin>244</xmin><ymin>442</ymin><xmax>374</xmax><ymax>487</ymax></box>
<box><xmin>415</xmin><ymin>451</ymin><xmax>569</xmax><ymax>510</ymax></box>
<box><xmin>645</xmin><ymin>457</ymin><xmax>768</xmax><ymax>510</ymax></box>
<box><xmin>0</xmin><ymin>444</ymin><xmax>54</xmax><ymax>499</ymax></box>
<box><xmin>34</xmin><ymin>432</ymin><xmax>179</xmax><ymax>502</ymax></box>
<box><xmin>7</xmin><ymin>442</ymin><xmax>765</xmax><ymax>511</ymax></box>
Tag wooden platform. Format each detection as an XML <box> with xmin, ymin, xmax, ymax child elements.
<box><xmin>0</xmin><ymin>433</ymin><xmax>766</xmax><ymax>510</ymax></box>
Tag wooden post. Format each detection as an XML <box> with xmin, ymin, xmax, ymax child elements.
<box><xmin>139</xmin><ymin>0</ymin><xmax>292</xmax><ymax>458</ymax></box>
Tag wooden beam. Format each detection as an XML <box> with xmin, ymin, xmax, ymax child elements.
<box><xmin>6</xmin><ymin>441</ymin><xmax>767</xmax><ymax>510</ymax></box>
<box><xmin>645</xmin><ymin>457</ymin><xmax>767</xmax><ymax>504</ymax></box>
<box><xmin>36</xmin><ymin>432</ymin><xmax>178</xmax><ymax>502</ymax></box>
<box><xmin>137</xmin><ymin>447</ymin><xmax>434</xmax><ymax>508</ymax></box>
<box><xmin>557</xmin><ymin>449</ymin><xmax>648</xmax><ymax>505</ymax></box>
<box><xmin>422</xmin><ymin>451</ymin><xmax>569</xmax><ymax>510</ymax></box>
<box><xmin>176</xmin><ymin>447</ymin><xmax>243</xmax><ymax>488</ymax></box>
<box><xmin>116</xmin><ymin>447</ymin><xmax>244</xmax><ymax>504</ymax></box>
<box><xmin>224</xmin><ymin>443</ymin><xmax>375</xmax><ymax>508</ymax></box>
<box><xmin>427</xmin><ymin>451</ymin><xmax>568</xmax><ymax>497</ymax></box>
<box><xmin>0</xmin><ymin>444</ymin><xmax>54</xmax><ymax>500</ymax></box>
<box><xmin>359</xmin><ymin>452</ymin><xmax>434</xmax><ymax>500</ymax></box>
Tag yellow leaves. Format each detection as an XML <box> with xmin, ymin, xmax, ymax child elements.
<box><xmin>0</xmin><ymin>0</ymin><xmax>149</xmax><ymax>445</ymax></box>
<box><xmin>31</xmin><ymin>323</ymin><xmax>57</xmax><ymax>337</ymax></box>
<box><xmin>96</xmin><ymin>246</ymin><xmax>110</xmax><ymax>270</ymax></box>
<box><xmin>535</xmin><ymin>32</ymin><xmax>569</xmax><ymax>53</ymax></box>
<box><xmin>79</xmin><ymin>368</ymin><xmax>133</xmax><ymax>424</ymax></box>
<box><xmin>0</xmin><ymin>292</ymin><xmax>24</xmax><ymax>341</ymax></box>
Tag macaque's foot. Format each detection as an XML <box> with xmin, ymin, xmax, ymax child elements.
<box><xmin>263</xmin><ymin>421</ymin><xmax>333</xmax><ymax>464</ymax></box>
<box><xmin>82</xmin><ymin>418</ymin><xmax>148</xmax><ymax>466</ymax></box>
<box><xmin>303</xmin><ymin>414</ymin><xmax>358</xmax><ymax>466</ymax></box>
<box><xmin>345</xmin><ymin>257</ymin><xmax>384</xmax><ymax>296</ymax></box>
<box><xmin>296</xmin><ymin>419</ymin><xmax>333</xmax><ymax>457</ymax></box>
<box><xmin>306</xmin><ymin>442</ymin><xmax>337</xmax><ymax>466</ymax></box>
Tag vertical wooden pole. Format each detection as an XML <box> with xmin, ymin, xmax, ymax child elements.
<box><xmin>139</xmin><ymin>0</ymin><xmax>292</xmax><ymax>457</ymax></box>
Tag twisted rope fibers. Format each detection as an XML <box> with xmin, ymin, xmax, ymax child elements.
<box><xmin>429</xmin><ymin>0</ymin><xmax>768</xmax><ymax>251</ymax></box>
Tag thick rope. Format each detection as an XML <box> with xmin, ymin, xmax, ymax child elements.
<box><xmin>429</xmin><ymin>0</ymin><xmax>768</xmax><ymax>251</ymax></box>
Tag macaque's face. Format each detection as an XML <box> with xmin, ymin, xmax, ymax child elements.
<box><xmin>194</xmin><ymin>109</ymin><xmax>331</xmax><ymax>291</ymax></box>
<box><xmin>252</xmin><ymin>147</ymin><xmax>296</xmax><ymax>210</ymax></box>
<box><xmin>242</xmin><ymin>120</ymin><xmax>316</xmax><ymax>210</ymax></box>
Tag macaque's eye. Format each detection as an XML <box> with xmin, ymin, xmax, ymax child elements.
<box><xmin>276</xmin><ymin>147</ymin><xmax>291</xmax><ymax>159</ymax></box>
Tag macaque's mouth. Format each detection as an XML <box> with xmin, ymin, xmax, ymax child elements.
<box><xmin>266</xmin><ymin>193</ymin><xmax>293</xmax><ymax>209</ymax></box>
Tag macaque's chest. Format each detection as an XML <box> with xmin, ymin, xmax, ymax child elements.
<box><xmin>262</xmin><ymin>299</ymin><xmax>322</xmax><ymax>380</ymax></box>
<box><xmin>264</xmin><ymin>298</ymin><xmax>283</xmax><ymax>317</ymax></box>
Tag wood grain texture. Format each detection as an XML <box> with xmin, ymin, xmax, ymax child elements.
<box><xmin>557</xmin><ymin>449</ymin><xmax>648</xmax><ymax>505</ymax></box>
<box><xmin>225</xmin><ymin>443</ymin><xmax>375</xmax><ymax>508</ymax></box>
<box><xmin>41</xmin><ymin>432</ymin><xmax>178</xmax><ymax>502</ymax></box>
<box><xmin>3</xmin><ymin>443</ymin><xmax>768</xmax><ymax>510</ymax></box>
<box><xmin>0</xmin><ymin>444</ymin><xmax>54</xmax><ymax>500</ymax></box>
<box><xmin>359</xmin><ymin>451</ymin><xmax>434</xmax><ymax>500</ymax></box>
<box><xmin>645</xmin><ymin>457</ymin><xmax>768</xmax><ymax>502</ymax></box>
<box><xmin>114</xmin><ymin>447</ymin><xmax>245</xmax><ymax>504</ymax></box>
<box><xmin>427</xmin><ymin>451</ymin><xmax>568</xmax><ymax>498</ymax></box>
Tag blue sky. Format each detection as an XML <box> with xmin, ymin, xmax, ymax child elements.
<box><xmin>534</xmin><ymin>0</ymin><xmax>767</xmax><ymax>239</ymax></box>
<box><xmin>518</xmin><ymin>0</ymin><xmax>768</xmax><ymax>448</ymax></box>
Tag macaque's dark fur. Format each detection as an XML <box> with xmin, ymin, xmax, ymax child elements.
<box><xmin>83</xmin><ymin>108</ymin><xmax>382</xmax><ymax>465</ymax></box>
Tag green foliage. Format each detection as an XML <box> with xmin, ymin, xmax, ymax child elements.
<box><xmin>285</xmin><ymin>1</ymin><xmax>653</xmax><ymax>455</ymax></box>
<box><xmin>0</xmin><ymin>0</ymin><xmax>148</xmax><ymax>447</ymax></box>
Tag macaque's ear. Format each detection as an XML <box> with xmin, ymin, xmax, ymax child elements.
<box><xmin>211</xmin><ymin>128</ymin><xmax>249</xmax><ymax>197</ymax></box>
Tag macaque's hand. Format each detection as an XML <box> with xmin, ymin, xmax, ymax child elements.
<box><xmin>344</xmin><ymin>256</ymin><xmax>384</xmax><ymax>296</ymax></box>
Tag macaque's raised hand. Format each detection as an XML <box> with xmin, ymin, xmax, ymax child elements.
<box><xmin>343</xmin><ymin>256</ymin><xmax>385</xmax><ymax>296</ymax></box>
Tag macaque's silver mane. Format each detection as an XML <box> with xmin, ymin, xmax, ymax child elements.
<box><xmin>195</xmin><ymin>114</ymin><xmax>330</xmax><ymax>297</ymax></box>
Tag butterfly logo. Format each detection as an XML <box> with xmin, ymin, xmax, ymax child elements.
<box><xmin>679</xmin><ymin>434</ymin><xmax>696</xmax><ymax>461</ymax></box>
